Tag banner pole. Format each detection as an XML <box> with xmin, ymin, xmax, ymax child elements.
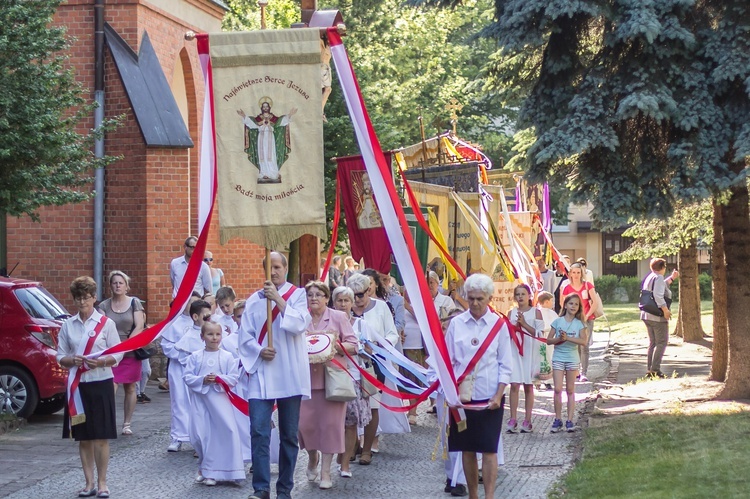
<box><xmin>265</xmin><ymin>247</ymin><xmax>274</xmax><ymax>350</ymax></box>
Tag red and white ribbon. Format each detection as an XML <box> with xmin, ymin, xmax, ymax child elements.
<box><xmin>93</xmin><ymin>35</ymin><xmax>217</xmax><ymax>359</ymax></box>
<box><xmin>328</xmin><ymin>29</ymin><xmax>459</xmax><ymax>407</ymax></box>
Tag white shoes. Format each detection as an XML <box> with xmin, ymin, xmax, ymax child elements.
<box><xmin>306</xmin><ymin>451</ymin><xmax>320</xmax><ymax>481</ymax></box>
<box><xmin>319</xmin><ymin>479</ymin><xmax>333</xmax><ymax>489</ymax></box>
<box><xmin>195</xmin><ymin>474</ymin><xmax>205</xmax><ymax>483</ymax></box>
<box><xmin>167</xmin><ymin>440</ymin><xmax>182</xmax><ymax>452</ymax></box>
<box><xmin>204</xmin><ymin>478</ymin><xmax>216</xmax><ymax>486</ymax></box>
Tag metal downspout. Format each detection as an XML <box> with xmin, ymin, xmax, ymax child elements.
<box><xmin>93</xmin><ymin>0</ymin><xmax>105</xmax><ymax>298</ymax></box>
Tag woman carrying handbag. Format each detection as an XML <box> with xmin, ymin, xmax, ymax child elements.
<box><xmin>640</xmin><ymin>258</ymin><xmax>679</xmax><ymax>378</ymax></box>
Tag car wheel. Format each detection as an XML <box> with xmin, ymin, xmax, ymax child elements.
<box><xmin>0</xmin><ymin>366</ymin><xmax>39</xmax><ymax>418</ymax></box>
<box><xmin>34</xmin><ymin>394</ymin><xmax>66</xmax><ymax>415</ymax></box>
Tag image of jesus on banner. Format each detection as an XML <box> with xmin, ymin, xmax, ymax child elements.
<box><xmin>236</xmin><ymin>97</ymin><xmax>297</xmax><ymax>184</ymax></box>
<box><xmin>352</xmin><ymin>171</ymin><xmax>383</xmax><ymax>230</ymax></box>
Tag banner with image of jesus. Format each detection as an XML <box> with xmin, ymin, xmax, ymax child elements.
<box><xmin>208</xmin><ymin>28</ymin><xmax>327</xmax><ymax>248</ymax></box>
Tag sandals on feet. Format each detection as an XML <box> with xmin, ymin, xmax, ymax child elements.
<box><xmin>78</xmin><ymin>488</ymin><xmax>97</xmax><ymax>497</ymax></box>
<box><xmin>358</xmin><ymin>451</ymin><xmax>372</xmax><ymax>465</ymax></box>
<box><xmin>122</xmin><ymin>423</ymin><xmax>132</xmax><ymax>436</ymax></box>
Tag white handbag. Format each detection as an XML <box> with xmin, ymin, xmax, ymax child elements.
<box><xmin>324</xmin><ymin>362</ymin><xmax>357</xmax><ymax>402</ymax></box>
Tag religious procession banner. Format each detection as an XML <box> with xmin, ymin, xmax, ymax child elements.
<box><xmin>335</xmin><ymin>154</ymin><xmax>393</xmax><ymax>273</ymax></box>
<box><xmin>389</xmin><ymin>207</ymin><xmax>430</xmax><ymax>286</ymax></box>
<box><xmin>208</xmin><ymin>28</ymin><xmax>327</xmax><ymax>248</ymax></box>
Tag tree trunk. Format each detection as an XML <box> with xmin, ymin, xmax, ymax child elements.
<box><xmin>677</xmin><ymin>240</ymin><xmax>705</xmax><ymax>342</ymax></box>
<box><xmin>710</xmin><ymin>199</ymin><xmax>728</xmax><ymax>382</ymax></box>
<box><xmin>719</xmin><ymin>170</ymin><xmax>750</xmax><ymax>399</ymax></box>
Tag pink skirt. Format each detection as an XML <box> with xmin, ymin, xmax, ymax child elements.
<box><xmin>298</xmin><ymin>389</ymin><xmax>346</xmax><ymax>454</ymax></box>
<box><xmin>112</xmin><ymin>356</ymin><xmax>142</xmax><ymax>384</ymax></box>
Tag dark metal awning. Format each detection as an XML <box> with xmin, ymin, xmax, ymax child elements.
<box><xmin>105</xmin><ymin>24</ymin><xmax>193</xmax><ymax>148</ymax></box>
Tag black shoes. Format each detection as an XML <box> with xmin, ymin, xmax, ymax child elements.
<box><xmin>451</xmin><ymin>484</ymin><xmax>468</xmax><ymax>496</ymax></box>
<box><xmin>444</xmin><ymin>479</ymin><xmax>468</xmax><ymax>496</ymax></box>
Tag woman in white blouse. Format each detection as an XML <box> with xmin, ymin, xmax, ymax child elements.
<box><xmin>445</xmin><ymin>273</ymin><xmax>512</xmax><ymax>499</ymax></box>
<box><xmin>57</xmin><ymin>276</ymin><xmax>123</xmax><ymax>498</ymax></box>
<box><xmin>347</xmin><ymin>272</ymin><xmax>398</xmax><ymax>465</ymax></box>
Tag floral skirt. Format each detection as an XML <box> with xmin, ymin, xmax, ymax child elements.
<box><xmin>345</xmin><ymin>384</ymin><xmax>372</xmax><ymax>427</ymax></box>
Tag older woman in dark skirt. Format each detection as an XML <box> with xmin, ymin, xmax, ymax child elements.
<box><xmin>57</xmin><ymin>277</ymin><xmax>123</xmax><ymax>498</ymax></box>
<box><xmin>445</xmin><ymin>273</ymin><xmax>512</xmax><ymax>499</ymax></box>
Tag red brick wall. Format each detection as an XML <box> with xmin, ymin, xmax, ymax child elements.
<box><xmin>6</xmin><ymin>0</ymin><xmax>266</xmax><ymax>319</ymax></box>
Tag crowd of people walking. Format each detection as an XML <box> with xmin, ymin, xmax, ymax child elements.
<box><xmin>56</xmin><ymin>241</ymin><xmax>613</xmax><ymax>499</ymax></box>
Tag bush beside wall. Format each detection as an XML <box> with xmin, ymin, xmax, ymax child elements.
<box><xmin>593</xmin><ymin>273</ymin><xmax>713</xmax><ymax>303</ymax></box>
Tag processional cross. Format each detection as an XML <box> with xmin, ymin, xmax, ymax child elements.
<box><xmin>445</xmin><ymin>98</ymin><xmax>463</xmax><ymax>135</ymax></box>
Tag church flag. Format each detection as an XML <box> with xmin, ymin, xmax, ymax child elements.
<box><xmin>335</xmin><ymin>154</ymin><xmax>393</xmax><ymax>274</ymax></box>
<box><xmin>206</xmin><ymin>28</ymin><xmax>327</xmax><ymax>249</ymax></box>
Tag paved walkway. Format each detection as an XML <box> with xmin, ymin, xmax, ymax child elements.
<box><xmin>0</xmin><ymin>332</ymin><xmax>610</xmax><ymax>498</ymax></box>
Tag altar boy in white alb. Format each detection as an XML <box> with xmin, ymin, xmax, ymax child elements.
<box><xmin>160</xmin><ymin>291</ymin><xmax>202</xmax><ymax>453</ymax></box>
<box><xmin>239</xmin><ymin>252</ymin><xmax>311</xmax><ymax>499</ymax></box>
<box><xmin>183</xmin><ymin>322</ymin><xmax>245</xmax><ymax>486</ymax></box>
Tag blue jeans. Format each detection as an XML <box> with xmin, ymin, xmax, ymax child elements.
<box><xmin>249</xmin><ymin>396</ymin><xmax>302</xmax><ymax>495</ymax></box>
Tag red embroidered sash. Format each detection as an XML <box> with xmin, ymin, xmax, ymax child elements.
<box><xmin>257</xmin><ymin>285</ymin><xmax>298</xmax><ymax>345</ymax></box>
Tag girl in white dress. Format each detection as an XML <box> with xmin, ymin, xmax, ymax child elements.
<box><xmin>506</xmin><ymin>284</ymin><xmax>544</xmax><ymax>433</ymax></box>
<box><xmin>183</xmin><ymin>322</ymin><xmax>245</xmax><ymax>485</ymax></box>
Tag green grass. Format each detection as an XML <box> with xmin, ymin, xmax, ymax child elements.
<box><xmin>554</xmin><ymin>412</ymin><xmax>750</xmax><ymax>498</ymax></box>
<box><xmin>554</xmin><ymin>300</ymin><xmax>734</xmax><ymax>498</ymax></box>
<box><xmin>600</xmin><ymin>301</ymin><xmax>714</xmax><ymax>342</ymax></box>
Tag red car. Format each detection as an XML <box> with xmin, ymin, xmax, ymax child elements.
<box><xmin>0</xmin><ymin>277</ymin><xmax>69</xmax><ymax>418</ymax></box>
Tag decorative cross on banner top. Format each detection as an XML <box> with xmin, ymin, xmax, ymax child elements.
<box><xmin>445</xmin><ymin>98</ymin><xmax>464</xmax><ymax>135</ymax></box>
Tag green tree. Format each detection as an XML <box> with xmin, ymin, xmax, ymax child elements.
<box><xmin>223</xmin><ymin>0</ymin><xmax>517</xmax><ymax>249</ymax></box>
<box><xmin>612</xmin><ymin>202</ymin><xmax>710</xmax><ymax>342</ymax></box>
<box><xmin>0</xmin><ymin>0</ymin><xmax>117</xmax><ymax>270</ymax></box>
<box><xmin>481</xmin><ymin>1</ymin><xmax>750</xmax><ymax>397</ymax></box>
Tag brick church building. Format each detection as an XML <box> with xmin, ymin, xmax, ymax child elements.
<box><xmin>6</xmin><ymin>0</ymin><xmax>269</xmax><ymax>318</ymax></box>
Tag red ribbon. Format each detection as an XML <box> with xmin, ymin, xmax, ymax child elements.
<box><xmin>511</xmin><ymin>324</ymin><xmax>525</xmax><ymax>356</ymax></box>
<box><xmin>396</xmin><ymin>161</ymin><xmax>466</xmax><ymax>281</ymax></box>
<box><xmin>215</xmin><ymin>376</ymin><xmax>249</xmax><ymax>417</ymax></box>
<box><xmin>320</xmin><ymin>174</ymin><xmax>342</xmax><ymax>282</ymax></box>
<box><xmin>257</xmin><ymin>285</ymin><xmax>298</xmax><ymax>345</ymax></box>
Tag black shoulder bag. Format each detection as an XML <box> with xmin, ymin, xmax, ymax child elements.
<box><xmin>130</xmin><ymin>298</ymin><xmax>155</xmax><ymax>360</ymax></box>
<box><xmin>639</xmin><ymin>276</ymin><xmax>671</xmax><ymax>317</ymax></box>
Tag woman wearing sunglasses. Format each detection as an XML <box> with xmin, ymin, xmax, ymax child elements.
<box><xmin>346</xmin><ymin>272</ymin><xmax>398</xmax><ymax>465</ymax></box>
<box><xmin>203</xmin><ymin>250</ymin><xmax>226</xmax><ymax>295</ymax></box>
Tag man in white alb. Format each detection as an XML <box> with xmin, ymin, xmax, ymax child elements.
<box><xmin>239</xmin><ymin>252</ymin><xmax>311</xmax><ymax>499</ymax></box>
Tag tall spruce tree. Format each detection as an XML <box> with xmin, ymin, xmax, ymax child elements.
<box><xmin>481</xmin><ymin>0</ymin><xmax>750</xmax><ymax>397</ymax></box>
